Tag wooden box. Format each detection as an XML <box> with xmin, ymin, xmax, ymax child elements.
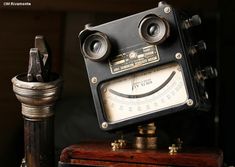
<box><xmin>58</xmin><ymin>142</ymin><xmax>223</xmax><ymax>167</ymax></box>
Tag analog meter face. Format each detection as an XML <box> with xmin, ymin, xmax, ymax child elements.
<box><xmin>100</xmin><ymin>63</ymin><xmax>189</xmax><ymax>123</ymax></box>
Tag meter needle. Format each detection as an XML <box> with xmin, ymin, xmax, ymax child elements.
<box><xmin>109</xmin><ymin>71</ymin><xmax>176</xmax><ymax>98</ymax></box>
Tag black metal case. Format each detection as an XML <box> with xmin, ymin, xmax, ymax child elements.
<box><xmin>78</xmin><ymin>3</ymin><xmax>210</xmax><ymax>131</ymax></box>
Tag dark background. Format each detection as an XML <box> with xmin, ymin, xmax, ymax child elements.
<box><xmin>0</xmin><ymin>0</ymin><xmax>234</xmax><ymax>166</ymax></box>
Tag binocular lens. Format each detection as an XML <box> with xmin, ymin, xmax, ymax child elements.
<box><xmin>139</xmin><ymin>15</ymin><xmax>170</xmax><ymax>44</ymax></box>
<box><xmin>90</xmin><ymin>40</ymin><xmax>102</xmax><ymax>54</ymax></box>
<box><xmin>82</xmin><ymin>32</ymin><xmax>111</xmax><ymax>61</ymax></box>
<box><xmin>147</xmin><ymin>23</ymin><xmax>160</xmax><ymax>37</ymax></box>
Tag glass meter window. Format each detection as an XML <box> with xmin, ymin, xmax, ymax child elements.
<box><xmin>100</xmin><ymin>63</ymin><xmax>188</xmax><ymax>123</ymax></box>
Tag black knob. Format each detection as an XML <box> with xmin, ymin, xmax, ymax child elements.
<box><xmin>196</xmin><ymin>67</ymin><xmax>218</xmax><ymax>80</ymax></box>
<box><xmin>183</xmin><ymin>15</ymin><xmax>201</xmax><ymax>29</ymax></box>
<box><xmin>189</xmin><ymin>40</ymin><xmax>207</xmax><ymax>55</ymax></box>
<box><xmin>196</xmin><ymin>40</ymin><xmax>207</xmax><ymax>51</ymax></box>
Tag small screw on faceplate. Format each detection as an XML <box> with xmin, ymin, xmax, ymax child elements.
<box><xmin>164</xmin><ymin>6</ymin><xmax>171</xmax><ymax>14</ymax></box>
<box><xmin>91</xmin><ymin>77</ymin><xmax>97</xmax><ymax>84</ymax></box>
<box><xmin>186</xmin><ymin>99</ymin><xmax>194</xmax><ymax>106</ymax></box>
<box><xmin>101</xmin><ymin>122</ymin><xmax>108</xmax><ymax>129</ymax></box>
<box><xmin>175</xmin><ymin>52</ymin><xmax>182</xmax><ymax>60</ymax></box>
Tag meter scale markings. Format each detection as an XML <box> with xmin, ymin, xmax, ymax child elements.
<box><xmin>109</xmin><ymin>71</ymin><xmax>176</xmax><ymax>98</ymax></box>
<box><xmin>101</xmin><ymin>63</ymin><xmax>188</xmax><ymax>122</ymax></box>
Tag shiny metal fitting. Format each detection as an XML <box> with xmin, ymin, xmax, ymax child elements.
<box><xmin>135</xmin><ymin>136</ymin><xmax>157</xmax><ymax>150</ymax></box>
<box><xmin>137</xmin><ymin>122</ymin><xmax>156</xmax><ymax>135</ymax></box>
<box><xmin>111</xmin><ymin>139</ymin><xmax>127</xmax><ymax>150</ymax></box>
<box><xmin>12</xmin><ymin>73</ymin><xmax>63</xmax><ymax>120</ymax></box>
<box><xmin>169</xmin><ymin>144</ymin><xmax>179</xmax><ymax>154</ymax></box>
<box><xmin>134</xmin><ymin>122</ymin><xmax>157</xmax><ymax>150</ymax></box>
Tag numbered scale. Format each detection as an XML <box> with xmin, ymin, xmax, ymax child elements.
<box><xmin>100</xmin><ymin>63</ymin><xmax>188</xmax><ymax>123</ymax></box>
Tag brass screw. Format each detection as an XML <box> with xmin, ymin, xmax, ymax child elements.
<box><xmin>117</xmin><ymin>139</ymin><xmax>127</xmax><ymax>148</ymax></box>
<box><xmin>111</xmin><ymin>139</ymin><xmax>127</xmax><ymax>150</ymax></box>
<box><xmin>111</xmin><ymin>140</ymin><xmax>119</xmax><ymax>150</ymax></box>
<box><xmin>169</xmin><ymin>144</ymin><xmax>179</xmax><ymax>155</ymax></box>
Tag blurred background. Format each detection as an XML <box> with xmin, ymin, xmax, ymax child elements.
<box><xmin>0</xmin><ymin>0</ymin><xmax>234</xmax><ymax>166</ymax></box>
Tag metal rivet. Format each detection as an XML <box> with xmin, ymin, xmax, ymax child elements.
<box><xmin>186</xmin><ymin>99</ymin><xmax>194</xmax><ymax>106</ymax></box>
<box><xmin>175</xmin><ymin>52</ymin><xmax>182</xmax><ymax>60</ymax></box>
<box><xmin>164</xmin><ymin>6</ymin><xmax>171</xmax><ymax>14</ymax></box>
<box><xmin>101</xmin><ymin>122</ymin><xmax>108</xmax><ymax>129</ymax></box>
<box><xmin>91</xmin><ymin>77</ymin><xmax>97</xmax><ymax>84</ymax></box>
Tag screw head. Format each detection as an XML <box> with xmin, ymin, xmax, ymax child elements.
<box><xmin>186</xmin><ymin>99</ymin><xmax>194</xmax><ymax>106</ymax></box>
<box><xmin>91</xmin><ymin>77</ymin><xmax>97</xmax><ymax>84</ymax></box>
<box><xmin>164</xmin><ymin>6</ymin><xmax>171</xmax><ymax>14</ymax></box>
<box><xmin>101</xmin><ymin>122</ymin><xmax>108</xmax><ymax>129</ymax></box>
<box><xmin>175</xmin><ymin>52</ymin><xmax>182</xmax><ymax>60</ymax></box>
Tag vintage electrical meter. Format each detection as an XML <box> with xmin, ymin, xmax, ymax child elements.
<box><xmin>78</xmin><ymin>1</ymin><xmax>216</xmax><ymax>131</ymax></box>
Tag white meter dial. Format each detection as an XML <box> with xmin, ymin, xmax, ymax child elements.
<box><xmin>100</xmin><ymin>63</ymin><xmax>188</xmax><ymax>123</ymax></box>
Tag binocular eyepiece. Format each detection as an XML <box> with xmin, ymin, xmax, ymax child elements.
<box><xmin>138</xmin><ymin>15</ymin><xmax>170</xmax><ymax>45</ymax></box>
<box><xmin>81</xmin><ymin>31</ymin><xmax>111</xmax><ymax>62</ymax></box>
<box><xmin>79</xmin><ymin>14</ymin><xmax>170</xmax><ymax>62</ymax></box>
